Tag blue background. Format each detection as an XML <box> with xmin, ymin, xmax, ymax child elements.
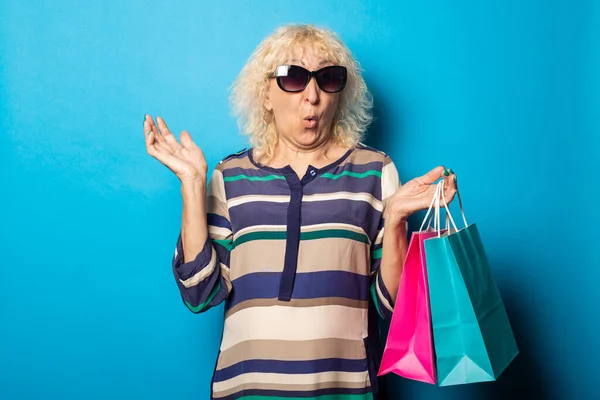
<box><xmin>1</xmin><ymin>1</ymin><xmax>598</xmax><ymax>399</ymax></box>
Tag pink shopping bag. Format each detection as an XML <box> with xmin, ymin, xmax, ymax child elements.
<box><xmin>378</xmin><ymin>230</ymin><xmax>441</xmax><ymax>384</ymax></box>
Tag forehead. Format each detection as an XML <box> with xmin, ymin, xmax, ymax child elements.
<box><xmin>275</xmin><ymin>41</ymin><xmax>338</xmax><ymax>67</ymax></box>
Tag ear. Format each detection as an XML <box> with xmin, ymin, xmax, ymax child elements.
<box><xmin>264</xmin><ymin>89</ymin><xmax>273</xmax><ymax>111</ymax></box>
<box><xmin>263</xmin><ymin>79</ymin><xmax>274</xmax><ymax>111</ymax></box>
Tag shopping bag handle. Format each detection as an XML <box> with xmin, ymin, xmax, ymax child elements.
<box><xmin>435</xmin><ymin>180</ymin><xmax>458</xmax><ymax>237</ymax></box>
<box><xmin>418</xmin><ymin>177</ymin><xmax>468</xmax><ymax>235</ymax></box>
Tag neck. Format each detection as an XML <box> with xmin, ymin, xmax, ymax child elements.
<box><xmin>271</xmin><ymin>134</ymin><xmax>340</xmax><ymax>168</ymax></box>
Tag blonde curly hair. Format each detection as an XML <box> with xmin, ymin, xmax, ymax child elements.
<box><xmin>229</xmin><ymin>24</ymin><xmax>373</xmax><ymax>162</ymax></box>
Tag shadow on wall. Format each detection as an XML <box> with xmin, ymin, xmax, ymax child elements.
<box><xmin>364</xmin><ymin>85</ymin><xmax>549</xmax><ymax>400</ymax></box>
<box><xmin>378</xmin><ymin>274</ymin><xmax>550</xmax><ymax>399</ymax></box>
<box><xmin>362</xmin><ymin>78</ymin><xmax>403</xmax><ymax>159</ymax></box>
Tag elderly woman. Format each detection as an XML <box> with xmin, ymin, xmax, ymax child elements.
<box><xmin>144</xmin><ymin>25</ymin><xmax>456</xmax><ymax>400</ymax></box>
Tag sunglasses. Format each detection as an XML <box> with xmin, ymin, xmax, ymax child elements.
<box><xmin>274</xmin><ymin>65</ymin><xmax>348</xmax><ymax>93</ymax></box>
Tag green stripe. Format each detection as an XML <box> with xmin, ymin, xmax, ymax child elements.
<box><xmin>301</xmin><ymin>229</ymin><xmax>369</xmax><ymax>244</ymax></box>
<box><xmin>370</xmin><ymin>282</ymin><xmax>384</xmax><ymax>319</ymax></box>
<box><xmin>232</xmin><ymin>229</ymin><xmax>369</xmax><ymax>248</ymax></box>
<box><xmin>371</xmin><ymin>247</ymin><xmax>383</xmax><ymax>260</ymax></box>
<box><xmin>184</xmin><ymin>281</ymin><xmax>221</xmax><ymax>313</ymax></box>
<box><xmin>320</xmin><ymin>170</ymin><xmax>381</xmax><ymax>180</ymax></box>
<box><xmin>233</xmin><ymin>231</ymin><xmax>287</xmax><ymax>248</ymax></box>
<box><xmin>214</xmin><ymin>239</ymin><xmax>234</xmax><ymax>251</ymax></box>
<box><xmin>224</xmin><ymin>174</ymin><xmax>285</xmax><ymax>182</ymax></box>
<box><xmin>238</xmin><ymin>394</ymin><xmax>373</xmax><ymax>400</ymax></box>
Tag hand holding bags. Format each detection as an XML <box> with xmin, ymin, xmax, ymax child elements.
<box><xmin>379</xmin><ymin>178</ymin><xmax>518</xmax><ymax>386</ymax></box>
<box><xmin>425</xmin><ymin>180</ymin><xmax>519</xmax><ymax>386</ymax></box>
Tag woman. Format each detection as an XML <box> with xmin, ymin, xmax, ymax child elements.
<box><xmin>144</xmin><ymin>24</ymin><xmax>456</xmax><ymax>400</ymax></box>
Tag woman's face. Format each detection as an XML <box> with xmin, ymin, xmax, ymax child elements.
<box><xmin>265</xmin><ymin>45</ymin><xmax>341</xmax><ymax>151</ymax></box>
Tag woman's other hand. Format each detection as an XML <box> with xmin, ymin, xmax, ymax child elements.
<box><xmin>144</xmin><ymin>114</ymin><xmax>208</xmax><ymax>184</ymax></box>
<box><xmin>384</xmin><ymin>166</ymin><xmax>457</xmax><ymax>228</ymax></box>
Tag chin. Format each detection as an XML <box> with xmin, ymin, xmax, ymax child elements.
<box><xmin>295</xmin><ymin>132</ymin><xmax>321</xmax><ymax>146</ymax></box>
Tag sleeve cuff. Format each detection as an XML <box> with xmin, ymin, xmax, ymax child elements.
<box><xmin>375</xmin><ymin>270</ymin><xmax>395</xmax><ymax>316</ymax></box>
<box><xmin>172</xmin><ymin>233</ymin><xmax>213</xmax><ymax>280</ymax></box>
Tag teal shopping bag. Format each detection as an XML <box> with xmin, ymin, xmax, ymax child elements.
<box><xmin>424</xmin><ymin>181</ymin><xmax>519</xmax><ymax>386</ymax></box>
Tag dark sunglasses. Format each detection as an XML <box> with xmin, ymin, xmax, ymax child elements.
<box><xmin>274</xmin><ymin>65</ymin><xmax>347</xmax><ymax>93</ymax></box>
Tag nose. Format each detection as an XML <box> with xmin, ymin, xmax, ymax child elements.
<box><xmin>304</xmin><ymin>76</ymin><xmax>320</xmax><ymax>105</ymax></box>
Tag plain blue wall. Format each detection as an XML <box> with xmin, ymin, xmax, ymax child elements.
<box><xmin>1</xmin><ymin>1</ymin><xmax>598</xmax><ymax>399</ymax></box>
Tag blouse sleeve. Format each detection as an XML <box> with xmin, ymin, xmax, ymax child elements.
<box><xmin>171</xmin><ymin>167</ymin><xmax>233</xmax><ymax>313</ymax></box>
<box><xmin>369</xmin><ymin>155</ymin><xmax>402</xmax><ymax>319</ymax></box>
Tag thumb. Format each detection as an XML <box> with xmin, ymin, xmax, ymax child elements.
<box><xmin>180</xmin><ymin>130</ymin><xmax>196</xmax><ymax>150</ymax></box>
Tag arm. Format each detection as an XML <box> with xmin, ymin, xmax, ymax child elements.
<box><xmin>369</xmin><ymin>157</ymin><xmax>403</xmax><ymax>320</ymax></box>
<box><xmin>143</xmin><ymin>114</ymin><xmax>232</xmax><ymax>313</ymax></box>
<box><xmin>172</xmin><ymin>168</ymin><xmax>232</xmax><ymax>313</ymax></box>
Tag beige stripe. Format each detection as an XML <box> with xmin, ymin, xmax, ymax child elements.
<box><xmin>221</xmin><ymin>155</ymin><xmax>257</xmax><ymax>170</ymax></box>
<box><xmin>303</xmin><ymin>192</ymin><xmax>382</xmax><ymax>212</ymax></box>
<box><xmin>229</xmin><ymin>238</ymin><xmax>370</xmax><ymax>280</ymax></box>
<box><xmin>376</xmin><ymin>271</ymin><xmax>394</xmax><ymax>312</ymax></box>
<box><xmin>381</xmin><ymin>161</ymin><xmax>401</xmax><ymax>201</ymax></box>
<box><xmin>233</xmin><ymin>224</ymin><xmax>286</xmax><ymax>240</ymax></box>
<box><xmin>179</xmin><ymin>247</ymin><xmax>217</xmax><ymax>288</ymax></box>
<box><xmin>213</xmin><ymin>370</ymin><xmax>369</xmax><ymax>393</ymax></box>
<box><xmin>338</xmin><ymin>147</ymin><xmax>384</xmax><ymax>168</ymax></box>
<box><xmin>216</xmin><ymin>338</ymin><xmax>367</xmax><ymax>369</ymax></box>
<box><xmin>373</xmin><ymin>226</ymin><xmax>385</xmax><ymax>246</ymax></box>
<box><xmin>208</xmin><ymin>226</ymin><xmax>232</xmax><ymax>239</ymax></box>
<box><xmin>229</xmin><ymin>240</ymin><xmax>285</xmax><ymax>280</ymax></box>
<box><xmin>220</xmin><ymin>305</ymin><xmax>367</xmax><ymax>351</ymax></box>
<box><xmin>383</xmin><ymin>154</ymin><xmax>393</xmax><ymax>167</ymax></box>
<box><xmin>225</xmin><ymin>297</ymin><xmax>368</xmax><ymax>319</ymax></box>
<box><xmin>228</xmin><ymin>194</ymin><xmax>291</xmax><ymax>209</ymax></box>
<box><xmin>213</xmin><ymin>378</ymin><xmax>370</xmax><ymax>398</ymax></box>
<box><xmin>207</xmin><ymin>195</ymin><xmax>228</xmax><ymax>215</ymax></box>
<box><xmin>208</xmin><ymin>170</ymin><xmax>227</xmax><ymax>204</ymax></box>
<box><xmin>221</xmin><ymin>263</ymin><xmax>232</xmax><ymax>292</ymax></box>
<box><xmin>301</xmin><ymin>223</ymin><xmax>366</xmax><ymax>235</ymax></box>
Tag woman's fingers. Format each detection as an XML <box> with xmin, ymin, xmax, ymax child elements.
<box><xmin>156</xmin><ymin>116</ymin><xmax>182</xmax><ymax>151</ymax></box>
<box><xmin>180</xmin><ymin>130</ymin><xmax>197</xmax><ymax>150</ymax></box>
<box><xmin>418</xmin><ymin>166</ymin><xmax>445</xmax><ymax>185</ymax></box>
<box><xmin>147</xmin><ymin>115</ymin><xmax>165</xmax><ymax>144</ymax></box>
<box><xmin>144</xmin><ymin>115</ymin><xmax>152</xmax><ymax>140</ymax></box>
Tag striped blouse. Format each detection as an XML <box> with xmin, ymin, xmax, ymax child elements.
<box><xmin>172</xmin><ymin>144</ymin><xmax>401</xmax><ymax>399</ymax></box>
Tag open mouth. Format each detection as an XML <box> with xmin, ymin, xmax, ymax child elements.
<box><xmin>304</xmin><ymin>116</ymin><xmax>317</xmax><ymax>128</ymax></box>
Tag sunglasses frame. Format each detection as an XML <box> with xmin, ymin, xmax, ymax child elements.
<box><xmin>274</xmin><ymin>65</ymin><xmax>348</xmax><ymax>93</ymax></box>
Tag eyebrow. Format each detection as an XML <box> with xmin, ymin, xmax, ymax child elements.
<box><xmin>288</xmin><ymin>58</ymin><xmax>334</xmax><ymax>67</ymax></box>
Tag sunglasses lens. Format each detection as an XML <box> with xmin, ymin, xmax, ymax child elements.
<box><xmin>277</xmin><ymin>65</ymin><xmax>310</xmax><ymax>92</ymax></box>
<box><xmin>316</xmin><ymin>66</ymin><xmax>347</xmax><ymax>93</ymax></box>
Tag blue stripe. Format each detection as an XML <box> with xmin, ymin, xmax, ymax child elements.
<box><xmin>222</xmin><ymin>163</ymin><xmax>384</xmax><ymax>199</ymax></box>
<box><xmin>373</xmin><ymin>271</ymin><xmax>393</xmax><ymax>320</ymax></box>
<box><xmin>214</xmin><ymin>358</ymin><xmax>368</xmax><ymax>382</ymax></box>
<box><xmin>302</xmin><ymin>175</ymin><xmax>381</xmax><ymax>199</ymax></box>
<box><xmin>173</xmin><ymin>234</ymin><xmax>213</xmax><ymax>280</ymax></box>
<box><xmin>216</xmin><ymin>387</ymin><xmax>372</xmax><ymax>400</ymax></box>
<box><xmin>278</xmin><ymin>167</ymin><xmax>310</xmax><ymax>302</ymax></box>
<box><xmin>208</xmin><ymin>213</ymin><xmax>231</xmax><ymax>230</ymax></box>
<box><xmin>225</xmin><ymin>178</ymin><xmax>290</xmax><ymax>198</ymax></box>
<box><xmin>229</xmin><ymin>200</ymin><xmax>381</xmax><ymax>241</ymax></box>
<box><xmin>227</xmin><ymin>271</ymin><xmax>369</xmax><ymax>309</ymax></box>
<box><xmin>228</xmin><ymin>202</ymin><xmax>288</xmax><ymax>230</ymax></box>
<box><xmin>221</xmin><ymin>166</ymin><xmax>262</xmax><ymax>178</ymax></box>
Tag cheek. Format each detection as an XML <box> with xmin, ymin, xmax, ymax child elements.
<box><xmin>323</xmin><ymin>96</ymin><xmax>341</xmax><ymax>119</ymax></box>
<box><xmin>271</xmin><ymin>92</ymin><xmax>301</xmax><ymax>119</ymax></box>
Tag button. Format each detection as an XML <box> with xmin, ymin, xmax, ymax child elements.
<box><xmin>309</xmin><ymin>169</ymin><xmax>316</xmax><ymax>176</ymax></box>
